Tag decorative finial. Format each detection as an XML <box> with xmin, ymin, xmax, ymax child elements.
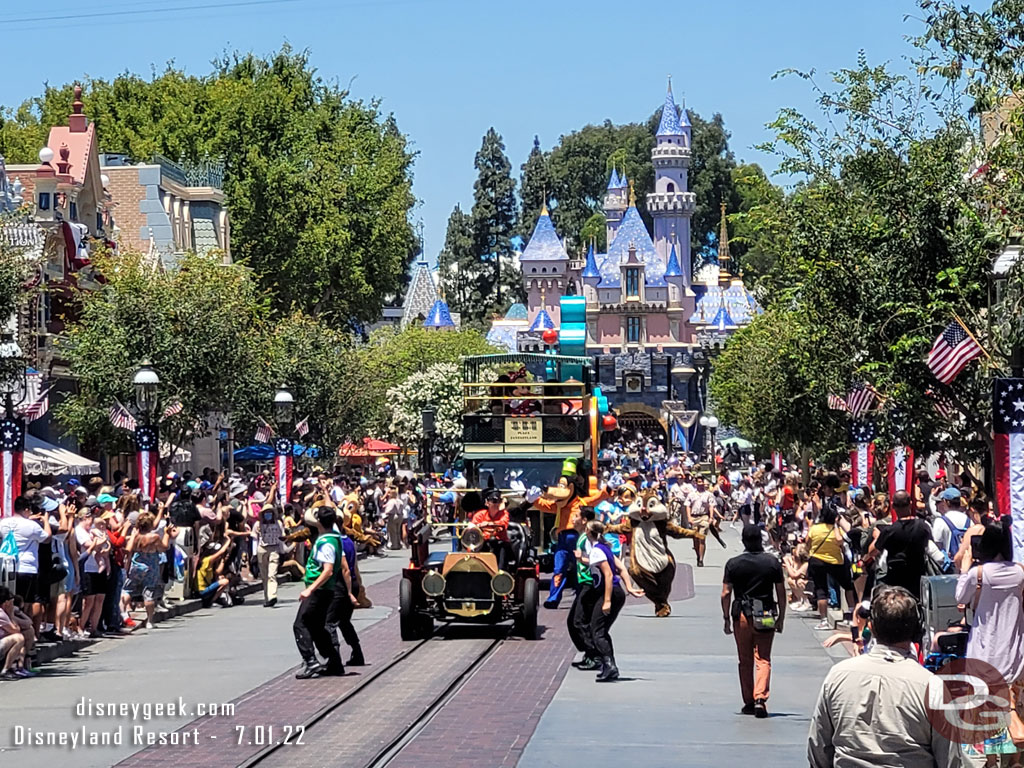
<box><xmin>628</xmin><ymin>179</ymin><xmax>636</xmax><ymax>207</ymax></box>
<box><xmin>72</xmin><ymin>85</ymin><xmax>83</xmax><ymax>115</ymax></box>
<box><xmin>718</xmin><ymin>202</ymin><xmax>732</xmax><ymax>286</ymax></box>
<box><xmin>540</xmin><ymin>200</ymin><xmax>548</xmax><ymax>216</ymax></box>
<box><xmin>667</xmin><ymin>74</ymin><xmax>672</xmax><ymax>94</ymax></box>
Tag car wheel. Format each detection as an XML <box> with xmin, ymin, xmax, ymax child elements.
<box><xmin>400</xmin><ymin>577</ymin><xmax>423</xmax><ymax>641</ymax></box>
<box><xmin>516</xmin><ymin>577</ymin><xmax>539</xmax><ymax>640</ymax></box>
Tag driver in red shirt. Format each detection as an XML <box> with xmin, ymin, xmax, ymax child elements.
<box><xmin>472</xmin><ymin>489</ymin><xmax>511</xmax><ymax>569</ymax></box>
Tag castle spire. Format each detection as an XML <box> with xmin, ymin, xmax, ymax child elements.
<box><xmin>718</xmin><ymin>202</ymin><xmax>732</xmax><ymax>286</ymax></box>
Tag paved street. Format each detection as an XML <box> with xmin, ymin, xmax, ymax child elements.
<box><xmin>1</xmin><ymin>530</ymin><xmax>838</xmax><ymax>768</ymax></box>
<box><xmin>520</xmin><ymin>525</ymin><xmax>835</xmax><ymax>768</ymax></box>
<box><xmin>0</xmin><ymin>554</ymin><xmax>405</xmax><ymax>768</ymax></box>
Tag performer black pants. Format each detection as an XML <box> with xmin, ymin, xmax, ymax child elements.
<box><xmin>293</xmin><ymin>589</ymin><xmax>340</xmax><ymax>666</ymax></box>
<box><xmin>327</xmin><ymin>582</ymin><xmax>361</xmax><ymax>653</ymax></box>
<box><xmin>590</xmin><ymin>583</ymin><xmax>626</xmax><ymax>659</ymax></box>
<box><xmin>568</xmin><ymin>582</ymin><xmax>598</xmax><ymax>656</ymax></box>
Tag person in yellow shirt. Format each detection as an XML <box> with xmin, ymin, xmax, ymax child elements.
<box><xmin>806</xmin><ymin>503</ymin><xmax>857</xmax><ymax>630</ymax></box>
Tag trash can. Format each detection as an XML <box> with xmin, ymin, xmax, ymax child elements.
<box><xmin>0</xmin><ymin>557</ymin><xmax>14</xmax><ymax>594</ymax></box>
<box><xmin>921</xmin><ymin>574</ymin><xmax>964</xmax><ymax>640</ymax></box>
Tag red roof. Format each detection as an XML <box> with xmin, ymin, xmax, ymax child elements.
<box><xmin>338</xmin><ymin>438</ymin><xmax>401</xmax><ymax>457</ymax></box>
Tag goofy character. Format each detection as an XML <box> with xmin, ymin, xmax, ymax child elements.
<box><xmin>607</xmin><ymin>488</ymin><xmax>703</xmax><ymax>617</ymax></box>
<box><xmin>532</xmin><ymin>460</ymin><xmax>587</xmax><ymax>608</ymax></box>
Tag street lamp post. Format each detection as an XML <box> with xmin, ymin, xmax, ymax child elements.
<box><xmin>420</xmin><ymin>405</ymin><xmax>436</xmax><ymax>476</ymax></box>
<box><xmin>272</xmin><ymin>385</ymin><xmax>296</xmax><ymax>498</ymax></box>
<box><xmin>699</xmin><ymin>414</ymin><xmax>719</xmax><ymax>474</ymax></box>
<box><xmin>132</xmin><ymin>361</ymin><xmax>161</xmax><ymax>502</ymax></box>
<box><xmin>0</xmin><ymin>332</ymin><xmax>27</xmax><ymax>517</ymax></box>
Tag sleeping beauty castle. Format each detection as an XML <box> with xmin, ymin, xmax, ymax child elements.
<box><xmin>486</xmin><ymin>80</ymin><xmax>761</xmax><ymax>448</ymax></box>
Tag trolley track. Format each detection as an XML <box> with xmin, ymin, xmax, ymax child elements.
<box><xmin>240</xmin><ymin>626</ymin><xmax>507</xmax><ymax>768</ymax></box>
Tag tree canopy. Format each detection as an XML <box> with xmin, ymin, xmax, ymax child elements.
<box><xmin>711</xmin><ymin>45</ymin><xmax>1008</xmax><ymax>467</ymax></box>
<box><xmin>0</xmin><ymin>45</ymin><xmax>418</xmax><ymax>329</ymax></box>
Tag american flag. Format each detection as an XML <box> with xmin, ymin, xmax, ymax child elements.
<box><xmin>20</xmin><ymin>384</ymin><xmax>51</xmax><ymax>423</ymax></box>
<box><xmin>161</xmin><ymin>399</ymin><xmax>183</xmax><ymax>421</ymax></box>
<box><xmin>994</xmin><ymin>378</ymin><xmax>1024</xmax><ymax>559</ymax></box>
<box><xmin>295</xmin><ymin>417</ymin><xmax>309</xmax><ymax>438</ymax></box>
<box><xmin>255</xmin><ymin>418</ymin><xmax>273</xmax><ymax>444</ymax></box>
<box><xmin>108</xmin><ymin>399</ymin><xmax>137</xmax><ymax>431</ymax></box>
<box><xmin>927</xmin><ymin>319</ymin><xmax>985</xmax><ymax>385</ymax></box>
<box><xmin>828</xmin><ymin>393</ymin><xmax>848</xmax><ymax>412</ymax></box>
<box><xmin>925</xmin><ymin>388</ymin><xmax>957</xmax><ymax>420</ymax></box>
<box><xmin>846</xmin><ymin>382</ymin><xmax>877</xmax><ymax>418</ymax></box>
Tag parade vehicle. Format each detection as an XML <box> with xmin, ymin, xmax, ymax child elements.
<box><xmin>458</xmin><ymin>352</ymin><xmax>601</xmax><ymax>550</ymax></box>
<box><xmin>399</xmin><ymin>352</ymin><xmax>602</xmax><ymax>641</ymax></box>
<box><xmin>399</xmin><ymin>519</ymin><xmax>540</xmax><ymax>640</ymax></box>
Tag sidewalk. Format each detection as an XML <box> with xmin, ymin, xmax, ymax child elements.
<box><xmin>0</xmin><ymin>552</ymin><xmax>408</xmax><ymax>768</ymax></box>
<box><xmin>520</xmin><ymin>525</ymin><xmax>835</xmax><ymax>768</ymax></box>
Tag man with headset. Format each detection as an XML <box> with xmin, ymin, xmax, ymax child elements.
<box><xmin>807</xmin><ymin>586</ymin><xmax>958</xmax><ymax>767</ymax></box>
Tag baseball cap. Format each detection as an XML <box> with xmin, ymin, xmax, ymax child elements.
<box><xmin>40</xmin><ymin>497</ymin><xmax>59</xmax><ymax>513</ymax></box>
<box><xmin>97</xmin><ymin>493</ymin><xmax>117</xmax><ymax>505</ymax></box>
<box><xmin>940</xmin><ymin>487</ymin><xmax>961</xmax><ymax>501</ymax></box>
<box><xmin>484</xmin><ymin>488</ymin><xmax>502</xmax><ymax>502</ymax></box>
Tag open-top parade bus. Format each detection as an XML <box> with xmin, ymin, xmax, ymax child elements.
<box><xmin>398</xmin><ymin>353</ymin><xmax>601</xmax><ymax>640</ymax></box>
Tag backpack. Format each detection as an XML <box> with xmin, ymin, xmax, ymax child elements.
<box><xmin>938</xmin><ymin>513</ymin><xmax>968</xmax><ymax>559</ymax></box>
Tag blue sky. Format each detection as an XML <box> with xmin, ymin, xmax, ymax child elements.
<box><xmin>1</xmin><ymin>0</ymin><xmax>931</xmax><ymax>259</ymax></box>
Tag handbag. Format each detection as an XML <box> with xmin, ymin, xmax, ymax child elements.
<box><xmin>47</xmin><ymin>549</ymin><xmax>67</xmax><ymax>584</ymax></box>
<box><xmin>741</xmin><ymin>597</ymin><xmax>777</xmax><ymax>632</ymax></box>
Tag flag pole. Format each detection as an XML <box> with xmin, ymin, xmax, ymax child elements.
<box><xmin>952</xmin><ymin>312</ymin><xmax>994</xmax><ymax>363</ymax></box>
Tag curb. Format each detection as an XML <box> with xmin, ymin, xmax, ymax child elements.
<box><xmin>34</xmin><ymin>578</ymin><xmax>280</xmax><ymax>666</ymax></box>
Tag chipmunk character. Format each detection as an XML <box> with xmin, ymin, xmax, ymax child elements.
<box><xmin>606</xmin><ymin>488</ymin><xmax>703</xmax><ymax>617</ymax></box>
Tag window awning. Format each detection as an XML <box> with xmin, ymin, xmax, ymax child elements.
<box><xmin>24</xmin><ymin>434</ymin><xmax>100</xmax><ymax>476</ymax></box>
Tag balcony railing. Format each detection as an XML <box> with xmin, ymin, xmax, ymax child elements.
<box><xmin>153</xmin><ymin>154</ymin><xmax>225</xmax><ymax>190</ymax></box>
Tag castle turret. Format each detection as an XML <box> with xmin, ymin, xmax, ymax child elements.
<box><xmin>602</xmin><ymin>167</ymin><xmax>627</xmax><ymax>246</ymax></box>
<box><xmin>647</xmin><ymin>77</ymin><xmax>696</xmax><ymax>286</ymax></box>
<box><xmin>519</xmin><ymin>201</ymin><xmax>569</xmax><ymax>327</ymax></box>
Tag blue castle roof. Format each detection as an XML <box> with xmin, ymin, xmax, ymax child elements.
<box><xmin>607</xmin><ymin>168</ymin><xmax>621</xmax><ymax>190</ymax></box>
<box><xmin>710</xmin><ymin>304</ymin><xmax>736</xmax><ymax>331</ymax></box>
<box><xmin>504</xmin><ymin>302</ymin><xmax>528</xmax><ymax>320</ymax></box>
<box><xmin>520</xmin><ymin>209</ymin><xmax>569</xmax><ymax>262</ymax></box>
<box><xmin>664</xmin><ymin>241</ymin><xmax>682</xmax><ymax>277</ymax></box>
<box><xmin>689</xmin><ymin>283</ymin><xmax>762</xmax><ymax>326</ymax></box>
<box><xmin>597</xmin><ymin>204</ymin><xmax>665</xmax><ymax>287</ymax></box>
<box><xmin>657</xmin><ymin>82</ymin><xmax>686</xmax><ymax>136</ymax></box>
<box><xmin>528</xmin><ymin>308</ymin><xmax>556</xmax><ymax>332</ymax></box>
<box><xmin>582</xmin><ymin>243</ymin><xmax>601</xmax><ymax>278</ymax></box>
<box><xmin>424</xmin><ymin>298</ymin><xmax>455</xmax><ymax>328</ymax></box>
<box><xmin>485</xmin><ymin>324</ymin><xmax>519</xmax><ymax>353</ymax></box>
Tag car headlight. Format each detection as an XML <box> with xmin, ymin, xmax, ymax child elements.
<box><xmin>461</xmin><ymin>525</ymin><xmax>484</xmax><ymax>552</ymax></box>
<box><xmin>422</xmin><ymin>571</ymin><xmax>446</xmax><ymax>597</ymax></box>
<box><xmin>490</xmin><ymin>570</ymin><xmax>514</xmax><ymax>596</ymax></box>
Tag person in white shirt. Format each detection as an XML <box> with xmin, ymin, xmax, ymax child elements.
<box><xmin>0</xmin><ymin>495</ymin><xmax>51</xmax><ymax>633</ymax></box>
<box><xmin>252</xmin><ymin>504</ymin><xmax>284</xmax><ymax>607</ymax></box>
<box><xmin>931</xmin><ymin>487</ymin><xmax>970</xmax><ymax>559</ymax></box>
<box><xmin>808</xmin><ymin>586</ymin><xmax>958</xmax><ymax>768</ymax></box>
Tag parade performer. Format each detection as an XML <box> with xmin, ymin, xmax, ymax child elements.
<box><xmin>533</xmin><ymin>459</ymin><xmax>586</xmax><ymax>608</ymax></box>
<box><xmin>292</xmin><ymin>505</ymin><xmax>347</xmax><ymax>679</ymax></box>
<box><xmin>607</xmin><ymin>488</ymin><xmax>703</xmax><ymax>617</ymax></box>
<box><xmin>568</xmin><ymin>507</ymin><xmax>600</xmax><ymax>669</ymax></box>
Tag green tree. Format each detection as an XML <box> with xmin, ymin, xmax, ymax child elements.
<box><xmin>55</xmin><ymin>251</ymin><xmax>269</xmax><ymax>468</ymax></box>
<box><xmin>470</xmin><ymin>128</ymin><xmax>517</xmax><ymax>318</ymax></box>
<box><xmin>717</xmin><ymin>56</ymin><xmax>996</xmax><ymax>464</ymax></box>
<box><xmin>518</xmin><ymin>135</ymin><xmax>551</xmax><ymax>240</ymax></box>
<box><xmin>387</xmin><ymin>361</ymin><xmax>464</xmax><ymax>461</ymax></box>
<box><xmin>437</xmin><ymin>204</ymin><xmax>478</xmax><ymax>317</ymax></box>
<box><xmin>0</xmin><ymin>46</ymin><xmax>419</xmax><ymax>328</ymax></box>
<box><xmin>348</xmin><ymin>326</ymin><xmax>498</xmax><ymax>441</ymax></box>
<box><xmin>579</xmin><ymin>212</ymin><xmax>607</xmax><ymax>253</ymax></box>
